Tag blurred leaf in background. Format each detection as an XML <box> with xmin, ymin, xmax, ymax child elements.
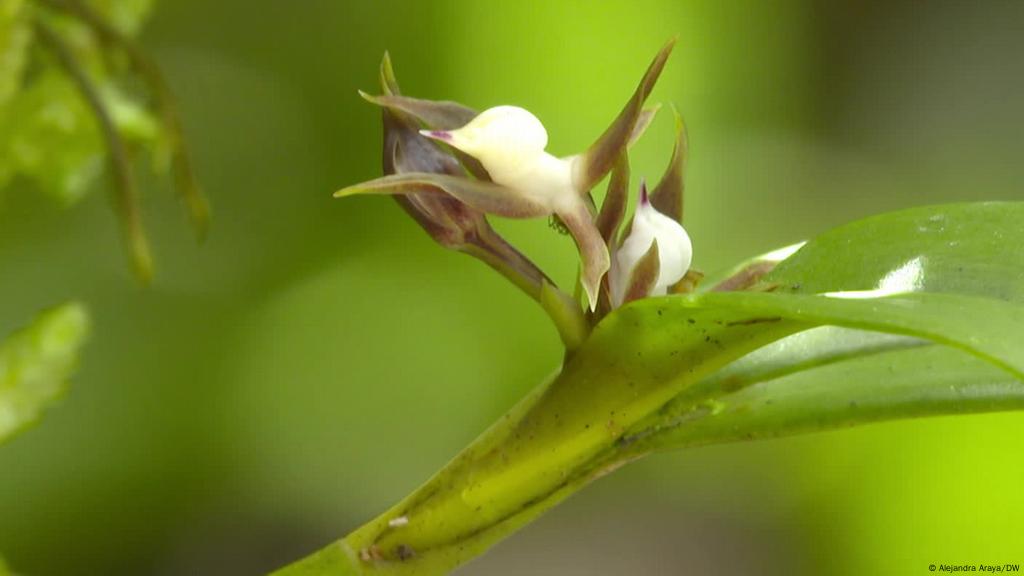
<box><xmin>0</xmin><ymin>302</ymin><xmax>89</xmax><ymax>444</ymax></box>
<box><xmin>0</xmin><ymin>0</ymin><xmax>159</xmax><ymax>206</ymax></box>
<box><xmin>0</xmin><ymin>0</ymin><xmax>207</xmax><ymax>281</ymax></box>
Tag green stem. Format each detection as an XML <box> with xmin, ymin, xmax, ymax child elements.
<box><xmin>272</xmin><ymin>313</ymin><xmax>798</xmax><ymax>575</ymax></box>
<box><xmin>461</xmin><ymin>235</ymin><xmax>589</xmax><ymax>352</ymax></box>
<box><xmin>273</xmin><ymin>372</ymin><xmax>632</xmax><ymax>576</ymax></box>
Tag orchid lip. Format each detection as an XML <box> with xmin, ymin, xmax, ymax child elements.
<box><xmin>420</xmin><ymin>129</ymin><xmax>453</xmax><ymax>142</ymax></box>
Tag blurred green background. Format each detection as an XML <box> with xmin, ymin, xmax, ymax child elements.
<box><xmin>2</xmin><ymin>1</ymin><xmax>1023</xmax><ymax>574</ymax></box>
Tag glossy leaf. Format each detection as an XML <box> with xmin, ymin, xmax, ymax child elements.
<box><xmin>628</xmin><ymin>344</ymin><xmax>1024</xmax><ymax>452</ymax></box>
<box><xmin>283</xmin><ymin>287</ymin><xmax>1024</xmax><ymax>574</ymax></box>
<box><xmin>0</xmin><ymin>303</ymin><xmax>89</xmax><ymax>444</ymax></box>
<box><xmin>769</xmin><ymin>202</ymin><xmax>1024</xmax><ymax>299</ymax></box>
<box><xmin>700</xmin><ymin>203</ymin><xmax>1024</xmax><ymax>385</ymax></box>
<box><xmin>626</xmin><ymin>201</ymin><xmax>1024</xmax><ymax>452</ymax></box>
<box><xmin>703</xmin><ymin>243</ymin><xmax>804</xmax><ymax>292</ymax></box>
<box><xmin>278</xmin><ymin>200</ymin><xmax>1024</xmax><ymax>575</ymax></box>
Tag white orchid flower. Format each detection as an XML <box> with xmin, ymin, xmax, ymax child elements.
<box><xmin>421</xmin><ymin>106</ymin><xmax>580</xmax><ymax>215</ymax></box>
<box><xmin>420</xmin><ymin>106</ymin><xmax>611</xmax><ymax>309</ymax></box>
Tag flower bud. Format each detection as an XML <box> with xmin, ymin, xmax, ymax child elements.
<box><xmin>610</xmin><ymin>182</ymin><xmax>692</xmax><ymax>307</ymax></box>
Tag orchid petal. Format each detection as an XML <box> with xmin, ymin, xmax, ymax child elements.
<box><xmin>377</xmin><ymin>53</ymin><xmax>476</xmax><ymax>239</ymax></box>
<box><xmin>558</xmin><ymin>199</ymin><xmax>611</xmax><ymax>311</ymax></box>
<box><xmin>366</xmin><ymin>89</ymin><xmax>491</xmax><ymax>181</ymax></box>
<box><xmin>379</xmin><ymin>51</ymin><xmax>401</xmax><ymax>96</ymax></box>
<box><xmin>359</xmin><ymin>91</ymin><xmax>477</xmax><ymax>131</ymax></box>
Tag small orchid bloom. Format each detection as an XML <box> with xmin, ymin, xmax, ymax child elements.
<box><xmin>419</xmin><ymin>106</ymin><xmax>610</xmax><ymax>309</ymax></box>
<box><xmin>420</xmin><ymin>106</ymin><xmax>575</xmax><ymax>211</ymax></box>
<box><xmin>609</xmin><ymin>181</ymin><xmax>693</xmax><ymax>308</ymax></box>
<box><xmin>338</xmin><ymin>39</ymin><xmax>677</xmax><ymax>333</ymax></box>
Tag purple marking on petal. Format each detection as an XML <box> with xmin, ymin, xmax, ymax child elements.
<box><xmin>639</xmin><ymin>178</ymin><xmax>649</xmax><ymax>205</ymax></box>
<box><xmin>420</xmin><ymin>129</ymin><xmax>453</xmax><ymax>142</ymax></box>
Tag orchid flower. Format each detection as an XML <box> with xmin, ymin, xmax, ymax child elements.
<box><xmin>338</xmin><ymin>40</ymin><xmax>675</xmax><ymax>313</ymax></box>
<box><xmin>418</xmin><ymin>105</ymin><xmax>611</xmax><ymax>308</ymax></box>
<box><xmin>336</xmin><ymin>40</ymin><xmax>686</xmax><ymax>348</ymax></box>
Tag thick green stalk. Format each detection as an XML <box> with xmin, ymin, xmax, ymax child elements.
<box><xmin>274</xmin><ymin>311</ymin><xmax>800</xmax><ymax>575</ymax></box>
<box><xmin>274</xmin><ymin>287</ymin><xmax>1024</xmax><ymax>575</ymax></box>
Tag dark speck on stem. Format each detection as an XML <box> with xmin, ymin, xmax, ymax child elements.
<box><xmin>396</xmin><ymin>544</ymin><xmax>416</xmax><ymax>561</ymax></box>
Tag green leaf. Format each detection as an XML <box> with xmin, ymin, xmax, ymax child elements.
<box><xmin>623</xmin><ymin>201</ymin><xmax>1024</xmax><ymax>453</ymax></box>
<box><xmin>287</xmin><ymin>288</ymin><xmax>1024</xmax><ymax>575</ymax></box>
<box><xmin>86</xmin><ymin>0</ymin><xmax>155</xmax><ymax>35</ymax></box>
<box><xmin>0</xmin><ymin>70</ymin><xmax>104</xmax><ymax>204</ymax></box>
<box><xmin>0</xmin><ymin>302</ymin><xmax>90</xmax><ymax>444</ymax></box>
<box><xmin>697</xmin><ymin>203</ymin><xmax>1024</xmax><ymax>407</ymax></box>
<box><xmin>767</xmin><ymin>201</ymin><xmax>1024</xmax><ymax>300</ymax></box>
<box><xmin>278</xmin><ymin>203</ymin><xmax>1024</xmax><ymax>575</ymax></box>
<box><xmin>632</xmin><ymin>345</ymin><xmax>1024</xmax><ymax>450</ymax></box>
<box><xmin>0</xmin><ymin>0</ymin><xmax>163</xmax><ymax>205</ymax></box>
<box><xmin>700</xmin><ymin>242</ymin><xmax>804</xmax><ymax>292</ymax></box>
<box><xmin>0</xmin><ymin>0</ymin><xmax>30</xmax><ymax>108</ymax></box>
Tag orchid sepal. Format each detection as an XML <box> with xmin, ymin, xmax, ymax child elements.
<box><xmin>649</xmin><ymin>106</ymin><xmax>687</xmax><ymax>224</ymax></box>
<box><xmin>574</xmin><ymin>37</ymin><xmax>676</xmax><ymax>193</ymax></box>
<box><xmin>335</xmin><ymin>172</ymin><xmax>550</xmax><ymax>219</ymax></box>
